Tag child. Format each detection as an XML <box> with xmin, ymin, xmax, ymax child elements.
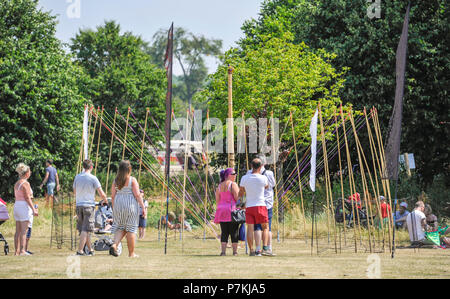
<box><xmin>25</xmin><ymin>204</ymin><xmax>37</xmax><ymax>255</ymax></box>
<box><xmin>138</xmin><ymin>190</ymin><xmax>148</xmax><ymax>239</ymax></box>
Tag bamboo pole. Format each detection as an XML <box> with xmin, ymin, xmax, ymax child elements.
<box><xmin>318</xmin><ymin>104</ymin><xmax>337</xmax><ymax>253</ymax></box>
<box><xmin>289</xmin><ymin>110</ymin><xmax>307</xmax><ymax>242</ymax></box>
<box><xmin>138</xmin><ymin>108</ymin><xmax>150</xmax><ymax>185</ymax></box>
<box><xmin>242</xmin><ymin>110</ymin><xmax>249</xmax><ymax>171</ymax></box>
<box><xmin>364</xmin><ymin>108</ymin><xmax>385</xmax><ymax>251</ymax></box>
<box><xmin>122</xmin><ymin>107</ymin><xmax>130</xmax><ymax>161</ymax></box>
<box><xmin>203</xmin><ymin>109</ymin><xmax>210</xmax><ymax>241</ymax></box>
<box><xmin>105</xmin><ymin>108</ymin><xmax>117</xmax><ymax>197</ymax></box>
<box><xmin>373</xmin><ymin>108</ymin><xmax>393</xmax><ymax>252</ymax></box>
<box><xmin>349</xmin><ymin>111</ymin><xmax>373</xmax><ymax>253</ymax></box>
<box><xmin>227</xmin><ymin>65</ymin><xmax>235</xmax><ymax>168</ymax></box>
<box><xmin>334</xmin><ymin>108</ymin><xmax>347</xmax><ymax>247</ymax></box>
<box><xmin>181</xmin><ymin>109</ymin><xmax>191</xmax><ymax>253</ymax></box>
<box><xmin>94</xmin><ymin>107</ymin><xmax>104</xmax><ymax>176</ymax></box>
<box><xmin>271</xmin><ymin>111</ymin><xmax>280</xmax><ymax>243</ymax></box>
<box><xmin>340</xmin><ymin>105</ymin><xmax>359</xmax><ymax>252</ymax></box>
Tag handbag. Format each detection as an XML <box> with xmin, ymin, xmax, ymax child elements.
<box><xmin>231</xmin><ymin>208</ymin><xmax>246</xmax><ymax>224</ymax></box>
<box><xmin>230</xmin><ymin>196</ymin><xmax>245</xmax><ymax>224</ymax></box>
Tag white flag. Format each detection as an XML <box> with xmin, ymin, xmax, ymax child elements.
<box><xmin>309</xmin><ymin>109</ymin><xmax>318</xmax><ymax>192</ymax></box>
<box><xmin>83</xmin><ymin>106</ymin><xmax>89</xmax><ymax>160</ymax></box>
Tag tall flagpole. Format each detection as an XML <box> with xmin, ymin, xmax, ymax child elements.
<box><xmin>388</xmin><ymin>2</ymin><xmax>410</xmax><ymax>259</ymax></box>
<box><xmin>164</xmin><ymin>23</ymin><xmax>174</xmax><ymax>255</ymax></box>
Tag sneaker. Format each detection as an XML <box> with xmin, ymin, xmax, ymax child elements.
<box><xmin>255</xmin><ymin>251</ymin><xmax>262</xmax><ymax>257</ymax></box>
<box><xmin>249</xmin><ymin>251</ymin><xmax>256</xmax><ymax>256</ymax></box>
<box><xmin>26</xmin><ymin>251</ymin><xmax>33</xmax><ymax>255</ymax></box>
<box><xmin>220</xmin><ymin>252</ymin><xmax>226</xmax><ymax>256</ymax></box>
<box><xmin>86</xmin><ymin>251</ymin><xmax>95</xmax><ymax>256</ymax></box>
<box><xmin>233</xmin><ymin>252</ymin><xmax>238</xmax><ymax>256</ymax></box>
<box><xmin>262</xmin><ymin>249</ymin><xmax>276</xmax><ymax>256</ymax></box>
<box><xmin>76</xmin><ymin>251</ymin><xmax>85</xmax><ymax>256</ymax></box>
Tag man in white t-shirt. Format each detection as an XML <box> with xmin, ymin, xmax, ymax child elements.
<box><xmin>239</xmin><ymin>158</ymin><xmax>269</xmax><ymax>256</ymax></box>
<box><xmin>247</xmin><ymin>155</ymin><xmax>276</xmax><ymax>256</ymax></box>
<box><xmin>406</xmin><ymin>201</ymin><xmax>434</xmax><ymax>246</ymax></box>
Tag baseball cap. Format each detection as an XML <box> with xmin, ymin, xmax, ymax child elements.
<box><xmin>400</xmin><ymin>202</ymin><xmax>408</xmax><ymax>208</ymax></box>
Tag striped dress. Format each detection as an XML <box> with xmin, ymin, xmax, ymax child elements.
<box><xmin>112</xmin><ymin>177</ymin><xmax>139</xmax><ymax>234</ymax></box>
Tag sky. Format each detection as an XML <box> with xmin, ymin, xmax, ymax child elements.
<box><xmin>38</xmin><ymin>0</ymin><xmax>264</xmax><ymax>75</ymax></box>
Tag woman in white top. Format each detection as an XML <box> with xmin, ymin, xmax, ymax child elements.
<box><xmin>13</xmin><ymin>163</ymin><xmax>38</xmax><ymax>256</ymax></box>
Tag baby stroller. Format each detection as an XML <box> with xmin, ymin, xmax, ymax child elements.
<box><xmin>84</xmin><ymin>200</ymin><xmax>122</xmax><ymax>255</ymax></box>
<box><xmin>0</xmin><ymin>198</ymin><xmax>10</xmax><ymax>255</ymax></box>
<box><xmin>335</xmin><ymin>194</ymin><xmax>373</xmax><ymax>228</ymax></box>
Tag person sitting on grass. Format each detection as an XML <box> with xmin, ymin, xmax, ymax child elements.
<box><xmin>159</xmin><ymin>212</ymin><xmax>176</xmax><ymax>230</ymax></box>
<box><xmin>176</xmin><ymin>213</ymin><xmax>192</xmax><ymax>232</ymax></box>
<box><xmin>424</xmin><ymin>204</ymin><xmax>438</xmax><ymax>231</ymax></box>
<box><xmin>394</xmin><ymin>202</ymin><xmax>409</xmax><ymax>229</ymax></box>
<box><xmin>405</xmin><ymin>201</ymin><xmax>435</xmax><ymax>247</ymax></box>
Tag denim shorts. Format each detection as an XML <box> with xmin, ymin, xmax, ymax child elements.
<box><xmin>254</xmin><ymin>208</ymin><xmax>273</xmax><ymax>231</ymax></box>
<box><xmin>47</xmin><ymin>182</ymin><xmax>56</xmax><ymax>195</ymax></box>
<box><xmin>139</xmin><ymin>216</ymin><xmax>147</xmax><ymax>228</ymax></box>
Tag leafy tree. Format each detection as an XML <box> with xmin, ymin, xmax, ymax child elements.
<box><xmin>70</xmin><ymin>21</ymin><xmax>166</xmax><ymax>118</ymax></box>
<box><xmin>70</xmin><ymin>21</ymin><xmax>167</xmax><ymax>174</ymax></box>
<box><xmin>0</xmin><ymin>0</ymin><xmax>86</xmax><ymax>199</ymax></box>
<box><xmin>146</xmin><ymin>26</ymin><xmax>222</xmax><ymax>110</ymax></box>
<box><xmin>198</xmin><ymin>33</ymin><xmax>349</xmax><ymax>168</ymax></box>
<box><xmin>239</xmin><ymin>0</ymin><xmax>450</xmax><ymax>186</ymax></box>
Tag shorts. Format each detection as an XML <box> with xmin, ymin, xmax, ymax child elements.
<box><xmin>13</xmin><ymin>201</ymin><xmax>32</xmax><ymax>222</ymax></box>
<box><xmin>139</xmin><ymin>216</ymin><xmax>147</xmax><ymax>228</ymax></box>
<box><xmin>255</xmin><ymin>208</ymin><xmax>273</xmax><ymax>231</ymax></box>
<box><xmin>76</xmin><ymin>206</ymin><xmax>95</xmax><ymax>233</ymax></box>
<box><xmin>47</xmin><ymin>182</ymin><xmax>56</xmax><ymax>196</ymax></box>
<box><xmin>245</xmin><ymin>206</ymin><xmax>268</xmax><ymax>225</ymax></box>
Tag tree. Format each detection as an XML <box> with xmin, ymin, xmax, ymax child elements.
<box><xmin>70</xmin><ymin>21</ymin><xmax>168</xmax><ymax>173</ymax></box>
<box><xmin>70</xmin><ymin>21</ymin><xmax>166</xmax><ymax>119</ymax></box>
<box><xmin>0</xmin><ymin>0</ymin><xmax>86</xmax><ymax>198</ymax></box>
<box><xmin>146</xmin><ymin>26</ymin><xmax>222</xmax><ymax>110</ymax></box>
<box><xmin>239</xmin><ymin>0</ymin><xmax>450</xmax><ymax>186</ymax></box>
<box><xmin>198</xmin><ymin>33</ymin><xmax>349</xmax><ymax>168</ymax></box>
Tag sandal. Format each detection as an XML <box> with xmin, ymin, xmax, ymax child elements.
<box><xmin>109</xmin><ymin>245</ymin><xmax>119</xmax><ymax>257</ymax></box>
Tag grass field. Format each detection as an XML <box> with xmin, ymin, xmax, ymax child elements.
<box><xmin>1</xmin><ymin>199</ymin><xmax>449</xmax><ymax>279</ymax></box>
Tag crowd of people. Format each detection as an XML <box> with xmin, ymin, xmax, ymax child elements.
<box><xmin>6</xmin><ymin>156</ymin><xmax>450</xmax><ymax>258</ymax></box>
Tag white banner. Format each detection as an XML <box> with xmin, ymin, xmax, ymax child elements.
<box><xmin>309</xmin><ymin>109</ymin><xmax>318</xmax><ymax>192</ymax></box>
<box><xmin>83</xmin><ymin>106</ymin><xmax>89</xmax><ymax>160</ymax></box>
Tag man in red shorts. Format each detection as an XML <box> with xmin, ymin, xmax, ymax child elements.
<box><xmin>239</xmin><ymin>158</ymin><xmax>269</xmax><ymax>256</ymax></box>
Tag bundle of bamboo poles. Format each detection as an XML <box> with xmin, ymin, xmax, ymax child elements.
<box><xmin>75</xmin><ymin>104</ymin><xmax>394</xmax><ymax>255</ymax></box>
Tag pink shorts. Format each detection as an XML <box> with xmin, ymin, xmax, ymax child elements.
<box><xmin>245</xmin><ymin>206</ymin><xmax>268</xmax><ymax>225</ymax></box>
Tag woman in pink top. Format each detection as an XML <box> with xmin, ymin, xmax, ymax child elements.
<box><xmin>13</xmin><ymin>163</ymin><xmax>38</xmax><ymax>256</ymax></box>
<box><xmin>214</xmin><ymin>168</ymin><xmax>239</xmax><ymax>256</ymax></box>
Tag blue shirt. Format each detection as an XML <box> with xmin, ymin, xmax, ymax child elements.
<box><xmin>394</xmin><ymin>210</ymin><xmax>410</xmax><ymax>224</ymax></box>
<box><xmin>46</xmin><ymin>166</ymin><xmax>57</xmax><ymax>184</ymax></box>
<box><xmin>73</xmin><ymin>172</ymin><xmax>101</xmax><ymax>207</ymax></box>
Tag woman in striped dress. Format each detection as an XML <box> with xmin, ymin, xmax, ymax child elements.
<box><xmin>109</xmin><ymin>160</ymin><xmax>146</xmax><ymax>258</ymax></box>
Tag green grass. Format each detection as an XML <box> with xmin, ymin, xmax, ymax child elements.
<box><xmin>1</xmin><ymin>199</ymin><xmax>449</xmax><ymax>279</ymax></box>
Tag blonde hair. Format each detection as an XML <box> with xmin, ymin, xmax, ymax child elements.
<box><xmin>16</xmin><ymin>163</ymin><xmax>30</xmax><ymax>177</ymax></box>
